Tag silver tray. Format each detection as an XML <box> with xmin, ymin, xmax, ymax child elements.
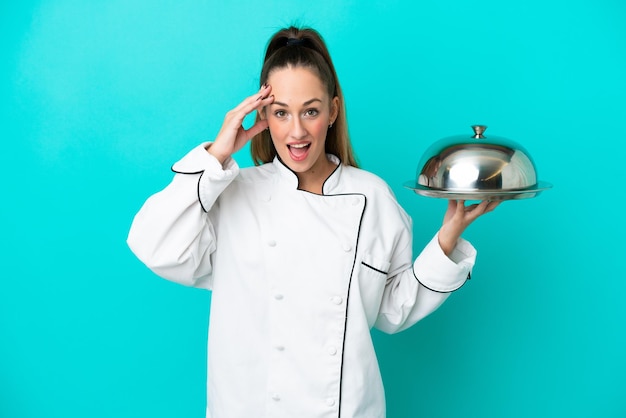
<box><xmin>403</xmin><ymin>181</ymin><xmax>553</xmax><ymax>201</ymax></box>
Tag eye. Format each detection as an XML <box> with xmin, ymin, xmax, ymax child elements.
<box><xmin>273</xmin><ymin>110</ymin><xmax>287</xmax><ymax>118</ymax></box>
<box><xmin>304</xmin><ymin>108</ymin><xmax>319</xmax><ymax>117</ymax></box>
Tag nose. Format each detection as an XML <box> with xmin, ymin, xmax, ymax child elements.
<box><xmin>290</xmin><ymin>116</ymin><xmax>307</xmax><ymax>139</ymax></box>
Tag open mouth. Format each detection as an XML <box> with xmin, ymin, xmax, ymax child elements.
<box><xmin>287</xmin><ymin>143</ymin><xmax>311</xmax><ymax>161</ymax></box>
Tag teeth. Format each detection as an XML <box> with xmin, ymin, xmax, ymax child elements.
<box><xmin>290</xmin><ymin>143</ymin><xmax>309</xmax><ymax>149</ymax></box>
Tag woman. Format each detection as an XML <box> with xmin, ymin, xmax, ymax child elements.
<box><xmin>128</xmin><ymin>26</ymin><xmax>498</xmax><ymax>418</ymax></box>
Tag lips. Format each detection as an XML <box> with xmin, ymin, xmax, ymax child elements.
<box><xmin>287</xmin><ymin>143</ymin><xmax>310</xmax><ymax>161</ymax></box>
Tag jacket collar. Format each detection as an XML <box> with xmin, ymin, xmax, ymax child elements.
<box><xmin>272</xmin><ymin>154</ymin><xmax>343</xmax><ymax>195</ymax></box>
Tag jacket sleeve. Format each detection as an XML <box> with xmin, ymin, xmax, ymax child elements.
<box><xmin>373</xmin><ymin>208</ymin><xmax>476</xmax><ymax>334</ymax></box>
<box><xmin>126</xmin><ymin>143</ymin><xmax>238</xmax><ymax>289</ymax></box>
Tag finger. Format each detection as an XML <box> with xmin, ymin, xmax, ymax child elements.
<box><xmin>443</xmin><ymin>199</ymin><xmax>457</xmax><ymax>225</ymax></box>
<box><xmin>474</xmin><ymin>200</ymin><xmax>491</xmax><ymax>214</ymax></box>
<box><xmin>243</xmin><ymin>119</ymin><xmax>269</xmax><ymax>140</ymax></box>
<box><xmin>234</xmin><ymin>84</ymin><xmax>272</xmax><ymax>113</ymax></box>
<box><xmin>466</xmin><ymin>200</ymin><xmax>495</xmax><ymax>221</ymax></box>
<box><xmin>235</xmin><ymin>93</ymin><xmax>274</xmax><ymax>127</ymax></box>
<box><xmin>477</xmin><ymin>200</ymin><xmax>500</xmax><ymax>213</ymax></box>
<box><xmin>461</xmin><ymin>201</ymin><xmax>487</xmax><ymax>215</ymax></box>
<box><xmin>456</xmin><ymin>200</ymin><xmax>466</xmax><ymax>215</ymax></box>
<box><xmin>224</xmin><ymin>86</ymin><xmax>273</xmax><ymax>129</ymax></box>
<box><xmin>478</xmin><ymin>200</ymin><xmax>491</xmax><ymax>210</ymax></box>
<box><xmin>485</xmin><ymin>200</ymin><xmax>501</xmax><ymax>212</ymax></box>
<box><xmin>463</xmin><ymin>203</ymin><xmax>481</xmax><ymax>212</ymax></box>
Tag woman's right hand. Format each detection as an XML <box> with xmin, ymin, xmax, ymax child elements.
<box><xmin>207</xmin><ymin>84</ymin><xmax>274</xmax><ymax>164</ymax></box>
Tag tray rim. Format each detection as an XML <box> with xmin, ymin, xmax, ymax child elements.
<box><xmin>403</xmin><ymin>181</ymin><xmax>553</xmax><ymax>200</ymax></box>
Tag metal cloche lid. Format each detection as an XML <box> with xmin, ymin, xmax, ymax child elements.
<box><xmin>404</xmin><ymin>125</ymin><xmax>552</xmax><ymax>200</ymax></box>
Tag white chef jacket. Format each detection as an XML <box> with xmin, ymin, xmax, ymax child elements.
<box><xmin>127</xmin><ymin>143</ymin><xmax>477</xmax><ymax>418</ymax></box>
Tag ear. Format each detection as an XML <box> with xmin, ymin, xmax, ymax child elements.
<box><xmin>330</xmin><ymin>96</ymin><xmax>339</xmax><ymax>125</ymax></box>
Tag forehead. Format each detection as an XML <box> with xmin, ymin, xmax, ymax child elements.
<box><xmin>267</xmin><ymin>66</ymin><xmax>328</xmax><ymax>104</ymax></box>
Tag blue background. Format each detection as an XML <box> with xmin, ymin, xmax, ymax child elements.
<box><xmin>2</xmin><ymin>1</ymin><xmax>625</xmax><ymax>417</ymax></box>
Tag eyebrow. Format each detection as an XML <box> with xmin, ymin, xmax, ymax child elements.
<box><xmin>271</xmin><ymin>98</ymin><xmax>323</xmax><ymax>107</ymax></box>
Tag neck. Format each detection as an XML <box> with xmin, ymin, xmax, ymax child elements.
<box><xmin>296</xmin><ymin>157</ymin><xmax>337</xmax><ymax>194</ymax></box>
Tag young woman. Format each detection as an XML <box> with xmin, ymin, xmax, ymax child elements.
<box><xmin>128</xmin><ymin>26</ymin><xmax>498</xmax><ymax>418</ymax></box>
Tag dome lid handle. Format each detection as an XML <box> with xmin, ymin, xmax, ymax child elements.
<box><xmin>471</xmin><ymin>125</ymin><xmax>487</xmax><ymax>139</ymax></box>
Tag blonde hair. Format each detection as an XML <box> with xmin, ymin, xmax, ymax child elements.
<box><xmin>250</xmin><ymin>26</ymin><xmax>358</xmax><ymax>167</ymax></box>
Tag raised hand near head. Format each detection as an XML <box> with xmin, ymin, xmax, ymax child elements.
<box><xmin>208</xmin><ymin>84</ymin><xmax>274</xmax><ymax>164</ymax></box>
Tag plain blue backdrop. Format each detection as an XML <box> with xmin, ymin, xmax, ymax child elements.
<box><xmin>2</xmin><ymin>0</ymin><xmax>625</xmax><ymax>417</ymax></box>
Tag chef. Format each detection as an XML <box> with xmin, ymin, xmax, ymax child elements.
<box><xmin>127</xmin><ymin>25</ymin><xmax>498</xmax><ymax>418</ymax></box>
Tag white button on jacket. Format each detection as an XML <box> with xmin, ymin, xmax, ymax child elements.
<box><xmin>127</xmin><ymin>144</ymin><xmax>477</xmax><ymax>418</ymax></box>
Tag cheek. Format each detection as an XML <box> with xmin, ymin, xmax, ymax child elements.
<box><xmin>267</xmin><ymin>120</ymin><xmax>284</xmax><ymax>137</ymax></box>
<box><xmin>309</xmin><ymin>120</ymin><xmax>329</xmax><ymax>137</ymax></box>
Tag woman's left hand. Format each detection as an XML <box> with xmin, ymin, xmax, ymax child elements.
<box><xmin>438</xmin><ymin>200</ymin><xmax>500</xmax><ymax>256</ymax></box>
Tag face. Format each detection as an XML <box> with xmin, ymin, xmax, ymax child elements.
<box><xmin>264</xmin><ymin>66</ymin><xmax>338</xmax><ymax>180</ymax></box>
